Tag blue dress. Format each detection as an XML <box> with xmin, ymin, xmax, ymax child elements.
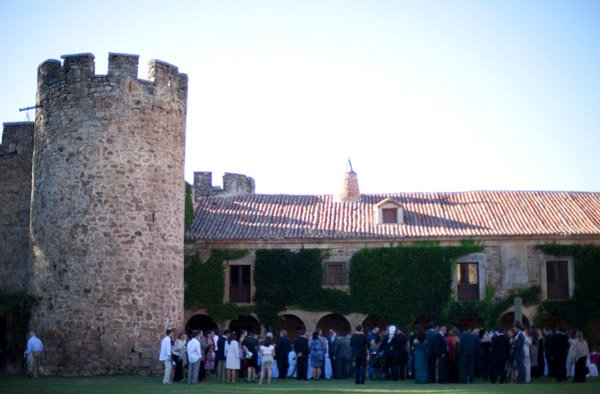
<box><xmin>309</xmin><ymin>339</ymin><xmax>324</xmax><ymax>367</ymax></box>
<box><xmin>412</xmin><ymin>340</ymin><xmax>428</xmax><ymax>384</ymax></box>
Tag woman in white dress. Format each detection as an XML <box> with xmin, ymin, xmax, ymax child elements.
<box><xmin>224</xmin><ymin>332</ymin><xmax>241</xmax><ymax>383</ymax></box>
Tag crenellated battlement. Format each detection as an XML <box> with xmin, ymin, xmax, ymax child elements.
<box><xmin>193</xmin><ymin>171</ymin><xmax>255</xmax><ymax>204</ymax></box>
<box><xmin>37</xmin><ymin>52</ymin><xmax>188</xmax><ymax>97</ymax></box>
<box><xmin>0</xmin><ymin>122</ymin><xmax>34</xmax><ymax>157</ymax></box>
<box><xmin>108</xmin><ymin>53</ymin><xmax>139</xmax><ymax>79</ymax></box>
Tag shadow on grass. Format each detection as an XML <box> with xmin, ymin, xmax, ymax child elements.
<box><xmin>0</xmin><ymin>376</ymin><xmax>598</xmax><ymax>394</ymax></box>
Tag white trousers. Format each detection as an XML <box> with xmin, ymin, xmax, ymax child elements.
<box><xmin>163</xmin><ymin>360</ymin><xmax>172</xmax><ymax>383</ymax></box>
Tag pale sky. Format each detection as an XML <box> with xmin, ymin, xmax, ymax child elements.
<box><xmin>1</xmin><ymin>0</ymin><xmax>599</xmax><ymax>194</ymax></box>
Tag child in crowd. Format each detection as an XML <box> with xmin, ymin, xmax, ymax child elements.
<box><xmin>204</xmin><ymin>344</ymin><xmax>216</xmax><ymax>381</ymax></box>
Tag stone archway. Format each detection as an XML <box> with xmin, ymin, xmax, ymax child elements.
<box><xmin>276</xmin><ymin>314</ymin><xmax>306</xmax><ymax>342</ymax></box>
<box><xmin>185</xmin><ymin>314</ymin><xmax>218</xmax><ymax>335</ymax></box>
<box><xmin>362</xmin><ymin>315</ymin><xmax>391</xmax><ymax>333</ymax></box>
<box><xmin>458</xmin><ymin>316</ymin><xmax>484</xmax><ymax>330</ymax></box>
<box><xmin>316</xmin><ymin>313</ymin><xmax>351</xmax><ymax>336</ymax></box>
<box><xmin>229</xmin><ymin>314</ymin><xmax>261</xmax><ymax>336</ymax></box>
<box><xmin>499</xmin><ymin>312</ymin><xmax>531</xmax><ymax>330</ymax></box>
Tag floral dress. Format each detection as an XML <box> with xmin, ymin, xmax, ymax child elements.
<box><xmin>309</xmin><ymin>338</ymin><xmax>325</xmax><ymax>367</ymax></box>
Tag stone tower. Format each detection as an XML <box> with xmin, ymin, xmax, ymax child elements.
<box><xmin>0</xmin><ymin>122</ymin><xmax>34</xmax><ymax>293</ymax></box>
<box><xmin>29</xmin><ymin>53</ymin><xmax>187</xmax><ymax>374</ymax></box>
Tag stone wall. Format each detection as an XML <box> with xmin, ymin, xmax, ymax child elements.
<box><xmin>28</xmin><ymin>53</ymin><xmax>187</xmax><ymax>375</ymax></box>
<box><xmin>0</xmin><ymin>122</ymin><xmax>34</xmax><ymax>293</ymax></box>
<box><xmin>193</xmin><ymin>171</ymin><xmax>254</xmax><ymax>204</ymax></box>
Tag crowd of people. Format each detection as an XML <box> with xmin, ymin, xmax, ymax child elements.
<box><xmin>158</xmin><ymin>321</ymin><xmax>594</xmax><ymax>385</ymax></box>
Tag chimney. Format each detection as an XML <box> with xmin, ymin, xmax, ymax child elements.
<box><xmin>336</xmin><ymin>160</ymin><xmax>360</xmax><ymax>203</ymax></box>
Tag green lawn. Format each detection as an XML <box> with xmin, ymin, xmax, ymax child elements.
<box><xmin>0</xmin><ymin>376</ymin><xmax>598</xmax><ymax>394</ymax></box>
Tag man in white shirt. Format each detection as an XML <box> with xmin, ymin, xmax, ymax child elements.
<box><xmin>187</xmin><ymin>330</ymin><xmax>202</xmax><ymax>384</ymax></box>
<box><xmin>24</xmin><ymin>331</ymin><xmax>43</xmax><ymax>378</ymax></box>
<box><xmin>159</xmin><ymin>329</ymin><xmax>174</xmax><ymax>384</ymax></box>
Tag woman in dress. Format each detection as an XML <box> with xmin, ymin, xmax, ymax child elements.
<box><xmin>171</xmin><ymin>332</ymin><xmax>187</xmax><ymax>382</ymax></box>
<box><xmin>570</xmin><ymin>330</ymin><xmax>590</xmax><ymax>383</ymax></box>
<box><xmin>224</xmin><ymin>332</ymin><xmax>241</xmax><ymax>383</ymax></box>
<box><xmin>309</xmin><ymin>331</ymin><xmax>325</xmax><ymax>380</ymax></box>
<box><xmin>412</xmin><ymin>328</ymin><xmax>428</xmax><ymax>384</ymax></box>
<box><xmin>445</xmin><ymin>327</ymin><xmax>460</xmax><ymax>383</ymax></box>
<box><xmin>259</xmin><ymin>335</ymin><xmax>276</xmax><ymax>384</ymax></box>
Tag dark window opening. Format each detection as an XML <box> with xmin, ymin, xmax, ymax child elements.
<box><xmin>382</xmin><ymin>208</ymin><xmax>397</xmax><ymax>224</ymax></box>
<box><xmin>546</xmin><ymin>260</ymin><xmax>568</xmax><ymax>299</ymax></box>
<box><xmin>457</xmin><ymin>262</ymin><xmax>479</xmax><ymax>300</ymax></box>
<box><xmin>229</xmin><ymin>265</ymin><xmax>251</xmax><ymax>303</ymax></box>
<box><xmin>324</xmin><ymin>262</ymin><xmax>347</xmax><ymax>285</ymax></box>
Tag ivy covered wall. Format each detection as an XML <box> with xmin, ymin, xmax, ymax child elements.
<box><xmin>184</xmin><ymin>242</ymin><xmax>599</xmax><ymax>340</ymax></box>
<box><xmin>350</xmin><ymin>241</ymin><xmax>484</xmax><ymax>328</ymax></box>
<box><xmin>534</xmin><ymin>244</ymin><xmax>600</xmax><ymax>336</ymax></box>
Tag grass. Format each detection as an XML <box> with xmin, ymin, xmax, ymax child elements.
<box><xmin>0</xmin><ymin>376</ymin><xmax>598</xmax><ymax>394</ymax></box>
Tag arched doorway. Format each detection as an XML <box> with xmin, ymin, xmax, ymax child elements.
<box><xmin>458</xmin><ymin>316</ymin><xmax>484</xmax><ymax>330</ymax></box>
<box><xmin>276</xmin><ymin>314</ymin><xmax>306</xmax><ymax>342</ymax></box>
<box><xmin>590</xmin><ymin>317</ymin><xmax>600</xmax><ymax>352</ymax></box>
<box><xmin>362</xmin><ymin>315</ymin><xmax>391</xmax><ymax>332</ymax></box>
<box><xmin>185</xmin><ymin>314</ymin><xmax>218</xmax><ymax>335</ymax></box>
<box><xmin>229</xmin><ymin>314</ymin><xmax>261</xmax><ymax>336</ymax></box>
<box><xmin>499</xmin><ymin>312</ymin><xmax>531</xmax><ymax>330</ymax></box>
<box><xmin>316</xmin><ymin>313</ymin><xmax>351</xmax><ymax>336</ymax></box>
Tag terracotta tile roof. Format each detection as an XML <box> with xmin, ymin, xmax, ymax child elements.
<box><xmin>186</xmin><ymin>191</ymin><xmax>600</xmax><ymax>242</ymax></box>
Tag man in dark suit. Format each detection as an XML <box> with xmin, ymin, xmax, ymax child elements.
<box><xmin>543</xmin><ymin>327</ymin><xmax>554</xmax><ymax>378</ymax></box>
<box><xmin>512</xmin><ymin>321</ymin><xmax>526</xmax><ymax>384</ymax></box>
<box><xmin>550</xmin><ymin>326</ymin><xmax>569</xmax><ymax>382</ymax></box>
<box><xmin>425</xmin><ymin>322</ymin><xmax>438</xmax><ymax>383</ymax></box>
<box><xmin>275</xmin><ymin>330</ymin><xmax>291</xmax><ymax>379</ymax></box>
<box><xmin>380</xmin><ymin>325</ymin><xmax>401</xmax><ymax>381</ymax></box>
<box><xmin>333</xmin><ymin>332</ymin><xmax>350</xmax><ymax>378</ymax></box>
<box><xmin>350</xmin><ymin>324</ymin><xmax>369</xmax><ymax>384</ymax></box>
<box><xmin>216</xmin><ymin>329</ymin><xmax>228</xmax><ymax>382</ymax></box>
<box><xmin>489</xmin><ymin>328</ymin><xmax>511</xmax><ymax>383</ymax></box>
<box><xmin>328</xmin><ymin>330</ymin><xmax>338</xmax><ymax>379</ymax></box>
<box><xmin>293</xmin><ymin>330</ymin><xmax>309</xmax><ymax>380</ymax></box>
<box><xmin>458</xmin><ymin>326</ymin><xmax>479</xmax><ymax>383</ymax></box>
<box><xmin>396</xmin><ymin>329</ymin><xmax>409</xmax><ymax>381</ymax></box>
<box><xmin>435</xmin><ymin>326</ymin><xmax>449</xmax><ymax>383</ymax></box>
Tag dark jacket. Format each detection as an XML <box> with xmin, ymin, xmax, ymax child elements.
<box><xmin>434</xmin><ymin>332</ymin><xmax>448</xmax><ymax>357</ymax></box>
<box><xmin>293</xmin><ymin>335</ymin><xmax>309</xmax><ymax>357</ymax></box>
<box><xmin>550</xmin><ymin>332</ymin><xmax>569</xmax><ymax>361</ymax></box>
<box><xmin>216</xmin><ymin>334</ymin><xmax>227</xmax><ymax>360</ymax></box>
<box><xmin>458</xmin><ymin>331</ymin><xmax>480</xmax><ymax>359</ymax></box>
<box><xmin>333</xmin><ymin>336</ymin><xmax>350</xmax><ymax>360</ymax></box>
<box><xmin>275</xmin><ymin>336</ymin><xmax>291</xmax><ymax>360</ymax></box>
<box><xmin>490</xmin><ymin>333</ymin><xmax>511</xmax><ymax>363</ymax></box>
<box><xmin>350</xmin><ymin>333</ymin><xmax>369</xmax><ymax>359</ymax></box>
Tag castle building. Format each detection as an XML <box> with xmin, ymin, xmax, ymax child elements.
<box><xmin>185</xmin><ymin>169</ymin><xmax>600</xmax><ymax>342</ymax></box>
<box><xmin>2</xmin><ymin>52</ymin><xmax>600</xmax><ymax>376</ymax></box>
<box><xmin>0</xmin><ymin>53</ymin><xmax>187</xmax><ymax>375</ymax></box>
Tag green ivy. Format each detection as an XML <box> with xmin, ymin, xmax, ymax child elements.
<box><xmin>253</xmin><ymin>249</ymin><xmax>352</xmax><ymax>329</ymax></box>
<box><xmin>534</xmin><ymin>244</ymin><xmax>600</xmax><ymax>337</ymax></box>
<box><xmin>443</xmin><ymin>285</ymin><xmax>541</xmax><ymax>329</ymax></box>
<box><xmin>184</xmin><ymin>182</ymin><xmax>195</xmax><ymax>231</ymax></box>
<box><xmin>0</xmin><ymin>291</ymin><xmax>37</xmax><ymax>358</ymax></box>
<box><xmin>184</xmin><ymin>249</ymin><xmax>249</xmax><ymax>324</ymax></box>
<box><xmin>350</xmin><ymin>241</ymin><xmax>484</xmax><ymax>328</ymax></box>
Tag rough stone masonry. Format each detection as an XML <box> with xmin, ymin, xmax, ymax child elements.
<box><xmin>0</xmin><ymin>52</ymin><xmax>188</xmax><ymax>375</ymax></box>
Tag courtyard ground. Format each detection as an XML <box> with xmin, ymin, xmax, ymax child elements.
<box><xmin>0</xmin><ymin>376</ymin><xmax>598</xmax><ymax>394</ymax></box>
